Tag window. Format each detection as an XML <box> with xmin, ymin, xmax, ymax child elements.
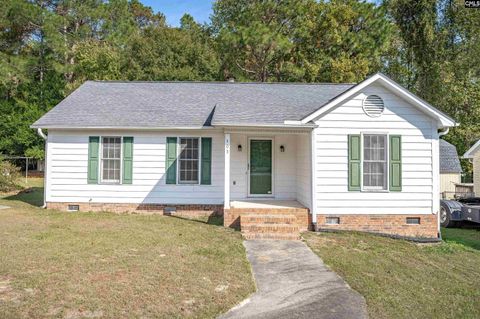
<box><xmin>179</xmin><ymin>138</ymin><xmax>199</xmax><ymax>183</ymax></box>
<box><xmin>101</xmin><ymin>137</ymin><xmax>122</xmax><ymax>183</ymax></box>
<box><xmin>363</xmin><ymin>134</ymin><xmax>387</xmax><ymax>190</ymax></box>
<box><xmin>406</xmin><ymin>217</ymin><xmax>421</xmax><ymax>225</ymax></box>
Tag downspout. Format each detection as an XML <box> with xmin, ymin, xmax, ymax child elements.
<box><xmin>36</xmin><ymin>128</ymin><xmax>47</xmax><ymax>209</ymax></box>
<box><xmin>310</xmin><ymin>128</ymin><xmax>317</xmax><ymax>228</ymax></box>
<box><xmin>437</xmin><ymin>126</ymin><xmax>450</xmax><ymax>240</ymax></box>
<box><xmin>438</xmin><ymin>127</ymin><xmax>449</xmax><ymax>137</ymax></box>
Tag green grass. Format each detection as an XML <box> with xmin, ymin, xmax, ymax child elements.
<box><xmin>0</xmin><ymin>182</ymin><xmax>254</xmax><ymax>318</ymax></box>
<box><xmin>442</xmin><ymin>227</ymin><xmax>480</xmax><ymax>250</ymax></box>
<box><xmin>303</xmin><ymin>229</ymin><xmax>480</xmax><ymax>319</ymax></box>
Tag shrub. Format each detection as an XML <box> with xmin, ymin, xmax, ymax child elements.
<box><xmin>0</xmin><ymin>160</ymin><xmax>21</xmax><ymax>192</ymax></box>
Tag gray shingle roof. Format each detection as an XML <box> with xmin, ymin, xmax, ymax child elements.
<box><xmin>31</xmin><ymin>81</ymin><xmax>354</xmax><ymax>128</ymax></box>
<box><xmin>440</xmin><ymin>139</ymin><xmax>462</xmax><ymax>173</ymax></box>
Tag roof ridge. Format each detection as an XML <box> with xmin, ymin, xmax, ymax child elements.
<box><xmin>88</xmin><ymin>80</ymin><xmax>357</xmax><ymax>86</ymax></box>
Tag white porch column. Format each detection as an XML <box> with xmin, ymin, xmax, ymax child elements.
<box><xmin>224</xmin><ymin>133</ymin><xmax>231</xmax><ymax>209</ymax></box>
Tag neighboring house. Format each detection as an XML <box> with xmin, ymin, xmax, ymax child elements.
<box><xmin>439</xmin><ymin>139</ymin><xmax>462</xmax><ymax>199</ymax></box>
<box><xmin>32</xmin><ymin>73</ymin><xmax>456</xmax><ymax>240</ymax></box>
<box><xmin>463</xmin><ymin>140</ymin><xmax>480</xmax><ymax>196</ymax></box>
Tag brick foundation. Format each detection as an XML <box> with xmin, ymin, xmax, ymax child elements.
<box><xmin>46</xmin><ymin>202</ymin><xmax>438</xmax><ymax>239</ymax></box>
<box><xmin>316</xmin><ymin>214</ymin><xmax>438</xmax><ymax>239</ymax></box>
<box><xmin>46</xmin><ymin>202</ymin><xmax>224</xmax><ymax>218</ymax></box>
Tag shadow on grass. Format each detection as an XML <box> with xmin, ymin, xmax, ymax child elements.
<box><xmin>3</xmin><ymin>187</ymin><xmax>44</xmax><ymax>207</ymax></box>
<box><xmin>169</xmin><ymin>214</ymin><xmax>224</xmax><ymax>227</ymax></box>
<box><xmin>442</xmin><ymin>227</ymin><xmax>480</xmax><ymax>251</ymax></box>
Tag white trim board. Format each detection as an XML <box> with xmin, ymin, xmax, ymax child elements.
<box><xmin>301</xmin><ymin>73</ymin><xmax>457</xmax><ymax>129</ymax></box>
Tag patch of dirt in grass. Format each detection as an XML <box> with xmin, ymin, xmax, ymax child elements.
<box><xmin>215</xmin><ymin>284</ymin><xmax>230</xmax><ymax>292</ymax></box>
<box><xmin>0</xmin><ymin>277</ymin><xmax>21</xmax><ymax>304</ymax></box>
<box><xmin>64</xmin><ymin>309</ymin><xmax>104</xmax><ymax>319</ymax></box>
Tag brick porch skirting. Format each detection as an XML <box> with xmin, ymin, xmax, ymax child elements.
<box><xmin>224</xmin><ymin>207</ymin><xmax>312</xmax><ymax>232</ymax></box>
<box><xmin>46</xmin><ymin>202</ymin><xmax>224</xmax><ymax>218</ymax></box>
<box><xmin>315</xmin><ymin>214</ymin><xmax>438</xmax><ymax>239</ymax></box>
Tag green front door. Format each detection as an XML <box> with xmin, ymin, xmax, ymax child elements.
<box><xmin>249</xmin><ymin>139</ymin><xmax>272</xmax><ymax>195</ymax></box>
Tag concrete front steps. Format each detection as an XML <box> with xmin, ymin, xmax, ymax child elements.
<box><xmin>240</xmin><ymin>213</ymin><xmax>301</xmax><ymax>240</ymax></box>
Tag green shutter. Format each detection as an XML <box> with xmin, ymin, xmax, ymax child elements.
<box><xmin>348</xmin><ymin>135</ymin><xmax>361</xmax><ymax>191</ymax></box>
<box><xmin>87</xmin><ymin>136</ymin><xmax>99</xmax><ymax>184</ymax></box>
<box><xmin>201</xmin><ymin>137</ymin><xmax>212</xmax><ymax>185</ymax></box>
<box><xmin>389</xmin><ymin>135</ymin><xmax>402</xmax><ymax>191</ymax></box>
<box><xmin>166</xmin><ymin>137</ymin><xmax>177</xmax><ymax>184</ymax></box>
<box><xmin>122</xmin><ymin>137</ymin><xmax>133</xmax><ymax>184</ymax></box>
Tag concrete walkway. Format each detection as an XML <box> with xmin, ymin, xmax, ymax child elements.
<box><xmin>220</xmin><ymin>240</ymin><xmax>367</xmax><ymax>319</ymax></box>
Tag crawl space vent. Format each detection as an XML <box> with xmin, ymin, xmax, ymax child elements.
<box><xmin>363</xmin><ymin>95</ymin><xmax>385</xmax><ymax>117</ymax></box>
<box><xmin>67</xmin><ymin>204</ymin><xmax>79</xmax><ymax>212</ymax></box>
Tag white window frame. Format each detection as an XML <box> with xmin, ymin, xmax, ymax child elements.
<box><xmin>176</xmin><ymin>137</ymin><xmax>202</xmax><ymax>185</ymax></box>
<box><xmin>100</xmin><ymin>136</ymin><xmax>123</xmax><ymax>184</ymax></box>
<box><xmin>360</xmin><ymin>132</ymin><xmax>389</xmax><ymax>192</ymax></box>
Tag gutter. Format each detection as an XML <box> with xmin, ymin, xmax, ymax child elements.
<box><xmin>36</xmin><ymin>128</ymin><xmax>47</xmax><ymax>209</ymax></box>
<box><xmin>213</xmin><ymin>123</ymin><xmax>318</xmax><ymax>129</ymax></box>
<box><xmin>30</xmin><ymin>121</ymin><xmax>318</xmax><ymax>134</ymax></box>
<box><xmin>30</xmin><ymin>125</ymin><xmax>219</xmax><ymax>130</ymax></box>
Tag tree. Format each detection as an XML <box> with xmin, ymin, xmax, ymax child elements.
<box><xmin>212</xmin><ymin>0</ymin><xmax>313</xmax><ymax>82</ymax></box>
<box><xmin>302</xmin><ymin>0</ymin><xmax>392</xmax><ymax>83</ymax></box>
<box><xmin>123</xmin><ymin>24</ymin><xmax>219</xmax><ymax>81</ymax></box>
<box><xmin>384</xmin><ymin>0</ymin><xmax>480</xmax><ymax>174</ymax></box>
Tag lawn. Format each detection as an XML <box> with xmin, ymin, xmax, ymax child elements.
<box><xmin>0</xmin><ymin>179</ymin><xmax>254</xmax><ymax>318</ymax></box>
<box><xmin>303</xmin><ymin>229</ymin><xmax>480</xmax><ymax>319</ymax></box>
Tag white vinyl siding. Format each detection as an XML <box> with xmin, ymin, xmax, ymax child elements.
<box><xmin>46</xmin><ymin>130</ymin><xmax>224</xmax><ymax>205</ymax></box>
<box><xmin>313</xmin><ymin>83</ymin><xmax>436</xmax><ymax>215</ymax></box>
<box><xmin>46</xmin><ymin>130</ymin><xmax>312</xmax><ymax>206</ymax></box>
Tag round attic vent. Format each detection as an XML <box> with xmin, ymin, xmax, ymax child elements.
<box><xmin>362</xmin><ymin>95</ymin><xmax>384</xmax><ymax>117</ymax></box>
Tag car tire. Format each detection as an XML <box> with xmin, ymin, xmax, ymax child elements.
<box><xmin>440</xmin><ymin>202</ymin><xmax>457</xmax><ymax>228</ymax></box>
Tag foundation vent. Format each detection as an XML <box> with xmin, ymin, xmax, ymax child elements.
<box><xmin>326</xmin><ymin>217</ymin><xmax>340</xmax><ymax>225</ymax></box>
<box><xmin>406</xmin><ymin>217</ymin><xmax>421</xmax><ymax>225</ymax></box>
<box><xmin>164</xmin><ymin>207</ymin><xmax>176</xmax><ymax>215</ymax></box>
<box><xmin>67</xmin><ymin>204</ymin><xmax>79</xmax><ymax>212</ymax></box>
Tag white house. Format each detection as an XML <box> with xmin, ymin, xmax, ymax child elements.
<box><xmin>32</xmin><ymin>73</ymin><xmax>456</xmax><ymax>240</ymax></box>
<box><xmin>463</xmin><ymin>139</ymin><xmax>480</xmax><ymax>196</ymax></box>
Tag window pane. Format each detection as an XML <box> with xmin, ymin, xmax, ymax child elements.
<box><xmin>363</xmin><ymin>135</ymin><xmax>387</xmax><ymax>189</ymax></box>
<box><xmin>101</xmin><ymin>137</ymin><xmax>121</xmax><ymax>183</ymax></box>
<box><xmin>179</xmin><ymin>138</ymin><xmax>199</xmax><ymax>183</ymax></box>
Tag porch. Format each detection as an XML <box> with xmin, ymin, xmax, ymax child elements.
<box><xmin>224</xmin><ymin>199</ymin><xmax>311</xmax><ymax>240</ymax></box>
<box><xmin>223</xmin><ymin>128</ymin><xmax>313</xmax><ymax>205</ymax></box>
<box><xmin>221</xmin><ymin>128</ymin><xmax>314</xmax><ymax>239</ymax></box>
<box><xmin>230</xmin><ymin>199</ymin><xmax>306</xmax><ymax>209</ymax></box>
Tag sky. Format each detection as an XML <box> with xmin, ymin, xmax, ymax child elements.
<box><xmin>141</xmin><ymin>0</ymin><xmax>215</xmax><ymax>27</ymax></box>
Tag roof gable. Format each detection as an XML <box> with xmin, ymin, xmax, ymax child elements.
<box><xmin>300</xmin><ymin>73</ymin><xmax>456</xmax><ymax>129</ymax></box>
<box><xmin>463</xmin><ymin>139</ymin><xmax>480</xmax><ymax>159</ymax></box>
